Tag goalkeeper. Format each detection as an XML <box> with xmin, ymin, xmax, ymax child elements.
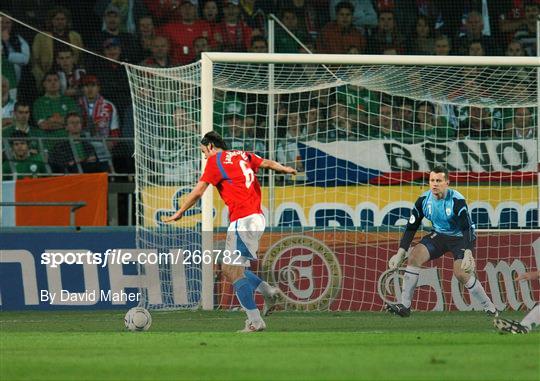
<box><xmin>386</xmin><ymin>165</ymin><xmax>498</xmax><ymax>317</ymax></box>
<box><xmin>494</xmin><ymin>270</ymin><xmax>540</xmax><ymax>334</ymax></box>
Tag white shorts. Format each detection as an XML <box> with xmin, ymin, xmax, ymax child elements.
<box><xmin>225</xmin><ymin>213</ymin><xmax>266</xmax><ymax>267</ymax></box>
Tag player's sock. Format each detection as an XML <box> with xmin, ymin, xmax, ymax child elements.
<box><xmin>521</xmin><ymin>304</ymin><xmax>540</xmax><ymax>331</ymax></box>
<box><xmin>244</xmin><ymin>270</ymin><xmax>274</xmax><ymax>296</ymax></box>
<box><xmin>464</xmin><ymin>276</ymin><xmax>496</xmax><ymax>312</ymax></box>
<box><xmin>233</xmin><ymin>277</ymin><xmax>262</xmax><ymax>322</ymax></box>
<box><xmin>401</xmin><ymin>265</ymin><xmax>420</xmax><ymax>308</ymax></box>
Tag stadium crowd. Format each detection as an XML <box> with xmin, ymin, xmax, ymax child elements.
<box><xmin>1</xmin><ymin>0</ymin><xmax>538</xmax><ymax>180</ymax></box>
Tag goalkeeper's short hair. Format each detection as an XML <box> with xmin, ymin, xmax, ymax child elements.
<box><xmin>201</xmin><ymin>131</ymin><xmax>228</xmax><ymax>150</ymax></box>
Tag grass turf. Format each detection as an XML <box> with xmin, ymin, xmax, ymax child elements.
<box><xmin>1</xmin><ymin>310</ymin><xmax>538</xmax><ymax>381</ymax></box>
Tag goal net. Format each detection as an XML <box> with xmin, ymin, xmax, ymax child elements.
<box><xmin>127</xmin><ymin>54</ymin><xmax>540</xmax><ymax>312</ymax></box>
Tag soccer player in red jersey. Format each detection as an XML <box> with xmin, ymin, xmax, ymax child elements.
<box><xmin>164</xmin><ymin>131</ymin><xmax>297</xmax><ymax>331</ymax></box>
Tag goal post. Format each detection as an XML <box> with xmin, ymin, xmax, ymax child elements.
<box><xmin>129</xmin><ymin>53</ymin><xmax>539</xmax><ymax>312</ymax></box>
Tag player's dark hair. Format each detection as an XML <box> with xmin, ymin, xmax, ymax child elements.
<box><xmin>431</xmin><ymin>165</ymin><xmax>449</xmax><ymax>179</ymax></box>
<box><xmin>201</xmin><ymin>131</ymin><xmax>228</xmax><ymax>150</ymax></box>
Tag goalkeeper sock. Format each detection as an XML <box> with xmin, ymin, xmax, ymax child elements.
<box><xmin>233</xmin><ymin>277</ymin><xmax>261</xmax><ymax>321</ymax></box>
<box><xmin>465</xmin><ymin>276</ymin><xmax>495</xmax><ymax>311</ymax></box>
<box><xmin>521</xmin><ymin>304</ymin><xmax>540</xmax><ymax>330</ymax></box>
<box><xmin>401</xmin><ymin>265</ymin><xmax>420</xmax><ymax>308</ymax></box>
<box><xmin>244</xmin><ymin>270</ymin><xmax>273</xmax><ymax>296</ymax></box>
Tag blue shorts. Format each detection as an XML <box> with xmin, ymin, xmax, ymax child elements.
<box><xmin>419</xmin><ymin>231</ymin><xmax>473</xmax><ymax>261</ymax></box>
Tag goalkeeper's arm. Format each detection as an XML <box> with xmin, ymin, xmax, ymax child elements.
<box><xmin>399</xmin><ymin>196</ymin><xmax>425</xmax><ymax>251</ymax></box>
<box><xmin>454</xmin><ymin>199</ymin><xmax>475</xmax><ymax>251</ymax></box>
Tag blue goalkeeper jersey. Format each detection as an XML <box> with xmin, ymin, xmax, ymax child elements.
<box><xmin>400</xmin><ymin>188</ymin><xmax>476</xmax><ymax>250</ymax></box>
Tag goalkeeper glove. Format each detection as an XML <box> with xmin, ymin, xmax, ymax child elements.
<box><xmin>460</xmin><ymin>249</ymin><xmax>475</xmax><ymax>273</ymax></box>
<box><xmin>388</xmin><ymin>248</ymin><xmax>407</xmax><ymax>271</ymax></box>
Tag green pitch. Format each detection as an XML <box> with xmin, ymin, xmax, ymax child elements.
<box><xmin>1</xmin><ymin>310</ymin><xmax>538</xmax><ymax>381</ymax></box>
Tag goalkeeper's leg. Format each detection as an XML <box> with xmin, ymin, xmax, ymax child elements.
<box><xmin>520</xmin><ymin>303</ymin><xmax>540</xmax><ymax>331</ymax></box>
<box><xmin>453</xmin><ymin>260</ymin><xmax>497</xmax><ymax>316</ymax></box>
<box><xmin>387</xmin><ymin>243</ymin><xmax>430</xmax><ymax>317</ymax></box>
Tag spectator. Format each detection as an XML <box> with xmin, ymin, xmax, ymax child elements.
<box><xmin>239</xmin><ymin>0</ymin><xmax>268</xmax><ymax>37</ymax></box>
<box><xmin>324</xmin><ymin>102</ymin><xmax>357</xmax><ymax>141</ymax></box>
<box><xmin>503</xmin><ymin>107</ymin><xmax>536</xmax><ymax>139</ymax></box>
<box><xmin>243</xmin><ymin>116</ymin><xmax>266</xmax><ymax>157</ymax></box>
<box><xmin>31</xmin><ymin>6</ymin><xmax>83</xmax><ymax>87</ymax></box>
<box><xmin>202</xmin><ymin>0</ymin><xmax>222</xmax><ymax>46</ymax></box>
<box><xmin>32</xmin><ymin>71</ymin><xmax>78</xmax><ymax>150</ymax></box>
<box><xmin>375</xmin><ymin>101</ymin><xmax>402</xmax><ymax>139</ymax></box>
<box><xmin>48</xmin><ymin>112</ymin><xmax>106</xmax><ymax>174</ymax></box>
<box><xmin>337</xmin><ymin>82</ymin><xmax>379</xmax><ymax>137</ymax></box>
<box><xmin>91</xmin><ymin>38</ymin><xmax>132</xmax><ymax>121</ymax></box>
<box><xmin>468</xmin><ymin>40</ymin><xmax>485</xmax><ymax>56</ymax></box>
<box><xmin>458</xmin><ymin>105</ymin><xmax>499</xmax><ymax>139</ymax></box>
<box><xmin>329</xmin><ymin>0</ymin><xmax>378</xmax><ymax>33</ymax></box>
<box><xmin>412</xmin><ymin>101</ymin><xmax>455</xmax><ymax>142</ymax></box>
<box><xmin>193</xmin><ymin>36</ymin><xmax>210</xmax><ymax>62</ymax></box>
<box><xmin>78</xmin><ymin>74</ymin><xmax>120</xmax><ymax>141</ymax></box>
<box><xmin>499</xmin><ymin>0</ymin><xmax>537</xmax><ymax>41</ymax></box>
<box><xmin>433</xmin><ymin>34</ymin><xmax>452</xmax><ymax>55</ymax></box>
<box><xmin>409</xmin><ymin>15</ymin><xmax>435</xmax><ymax>55</ymax></box>
<box><xmin>514</xmin><ymin>1</ymin><xmax>539</xmax><ymax>56</ymax></box>
<box><xmin>134</xmin><ymin>15</ymin><xmax>156</xmax><ymax>63</ymax></box>
<box><xmin>93</xmin><ymin>4</ymin><xmax>138</xmax><ymax>62</ymax></box>
<box><xmin>159</xmin><ymin>0</ymin><xmax>214</xmax><ymax>65</ymax></box>
<box><xmin>367</xmin><ymin>10</ymin><xmax>405</xmax><ymax>54</ymax></box>
<box><xmin>305</xmin><ymin>101</ymin><xmax>323</xmax><ymax>137</ymax></box>
<box><xmin>455</xmin><ymin>10</ymin><xmax>497</xmax><ymax>55</ymax></box>
<box><xmin>55</xmin><ymin>47</ymin><xmax>86</xmax><ymax>99</ymax></box>
<box><xmin>395</xmin><ymin>97</ymin><xmax>415</xmax><ymax>139</ymax></box>
<box><xmin>275</xmin><ymin>8</ymin><xmax>308</xmax><ymax>53</ymax></box>
<box><xmin>318</xmin><ymin>1</ymin><xmax>366</xmax><ymax>54</ymax></box>
<box><xmin>276</xmin><ymin>111</ymin><xmax>305</xmax><ymax>171</ymax></box>
<box><xmin>278</xmin><ymin>0</ymin><xmax>321</xmax><ymax>40</ymax></box>
<box><xmin>94</xmin><ymin>0</ymin><xmax>149</xmax><ymax>34</ymax></box>
<box><xmin>140</xmin><ymin>36</ymin><xmax>174</xmax><ymax>67</ymax></box>
<box><xmin>3</xmin><ymin>130</ymin><xmax>47</xmax><ymax>180</ymax></box>
<box><xmin>2</xmin><ymin>76</ymin><xmax>16</xmax><ymax>126</ymax></box>
<box><xmin>216</xmin><ymin>0</ymin><xmax>253</xmax><ymax>52</ymax></box>
<box><xmin>3</xmin><ymin>101</ymin><xmax>44</xmax><ymax>155</ymax></box>
<box><xmin>505</xmin><ymin>39</ymin><xmax>525</xmax><ymax>56</ymax></box>
<box><xmin>1</xmin><ymin>16</ymin><xmax>30</xmax><ymax>87</ymax></box>
<box><xmin>249</xmin><ymin>35</ymin><xmax>268</xmax><ymax>52</ymax></box>
<box><xmin>143</xmin><ymin>0</ymin><xmax>182</xmax><ymax>25</ymax></box>
<box><xmin>223</xmin><ymin>114</ymin><xmax>246</xmax><ymax>150</ymax></box>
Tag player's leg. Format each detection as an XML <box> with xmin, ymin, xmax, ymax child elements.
<box><xmin>451</xmin><ymin>245</ymin><xmax>497</xmax><ymax>315</ymax></box>
<box><xmin>223</xmin><ymin>218</ymin><xmax>265</xmax><ymax>332</ymax></box>
<box><xmin>401</xmin><ymin>243</ymin><xmax>430</xmax><ymax>307</ymax></box>
<box><xmin>387</xmin><ymin>239</ymin><xmax>431</xmax><ymax>317</ymax></box>
<box><xmin>520</xmin><ymin>303</ymin><xmax>540</xmax><ymax>331</ymax></box>
<box><xmin>493</xmin><ymin>304</ymin><xmax>538</xmax><ymax>334</ymax></box>
<box><xmin>237</xmin><ymin>214</ymin><xmax>280</xmax><ymax>316</ymax></box>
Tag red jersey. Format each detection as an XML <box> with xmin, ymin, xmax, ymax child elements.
<box><xmin>158</xmin><ymin>20</ymin><xmax>214</xmax><ymax>64</ymax></box>
<box><xmin>200</xmin><ymin>150</ymin><xmax>263</xmax><ymax>222</ymax></box>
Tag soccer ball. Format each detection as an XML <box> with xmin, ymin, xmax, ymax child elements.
<box><xmin>124</xmin><ymin>307</ymin><xmax>152</xmax><ymax>331</ymax></box>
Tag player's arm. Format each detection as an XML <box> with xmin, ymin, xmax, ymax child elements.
<box><xmin>162</xmin><ymin>181</ymin><xmax>210</xmax><ymax>223</ymax></box>
<box><xmin>388</xmin><ymin>196</ymin><xmax>424</xmax><ymax>270</ymax></box>
<box><xmin>454</xmin><ymin>198</ymin><xmax>476</xmax><ymax>273</ymax></box>
<box><xmin>399</xmin><ymin>196</ymin><xmax>425</xmax><ymax>251</ymax></box>
<box><xmin>453</xmin><ymin>198</ymin><xmax>475</xmax><ymax>251</ymax></box>
<box><xmin>259</xmin><ymin>159</ymin><xmax>297</xmax><ymax>175</ymax></box>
